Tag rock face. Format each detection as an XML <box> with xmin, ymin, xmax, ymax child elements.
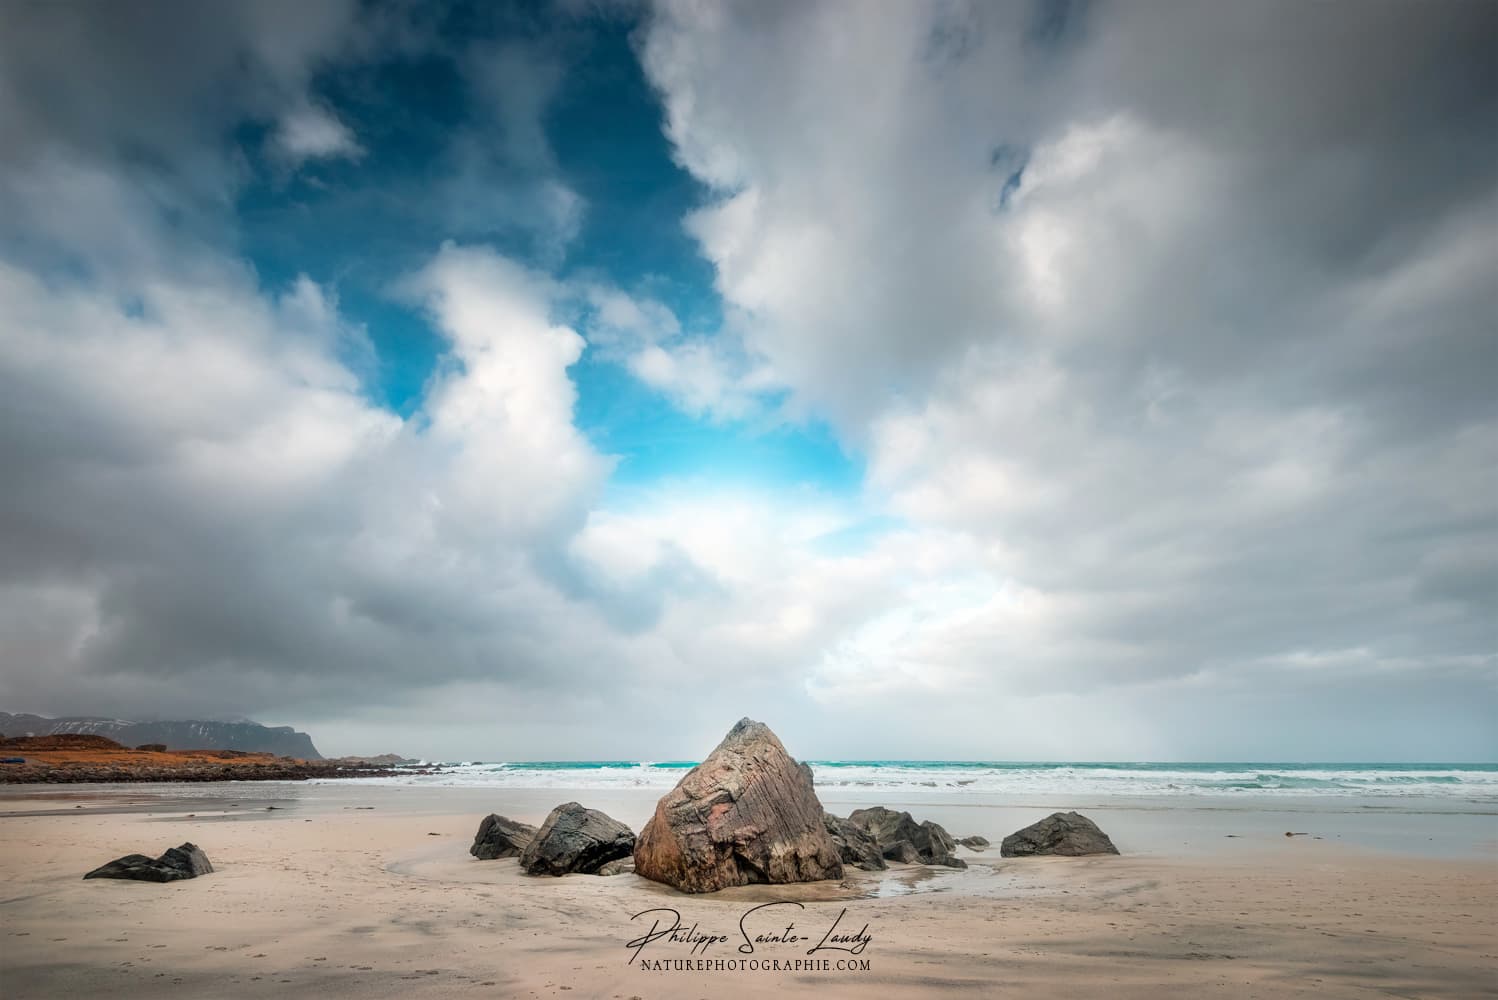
<box><xmin>823</xmin><ymin>812</ymin><xmax>887</xmax><ymax>871</ymax></box>
<box><xmin>846</xmin><ymin>807</ymin><xmax>967</xmax><ymax>868</ymax></box>
<box><xmin>470</xmin><ymin>814</ymin><xmax>538</xmax><ymax>860</ymax></box>
<box><xmin>1000</xmin><ymin>811</ymin><xmax>1119</xmax><ymax>857</ymax></box>
<box><xmin>84</xmin><ymin>842</ymin><xmax>213</xmax><ymax>882</ymax></box>
<box><xmin>958</xmin><ymin>835</ymin><xmax>990</xmax><ymax>850</ymax></box>
<box><xmin>0</xmin><ymin>712</ymin><xmax>322</xmax><ymax>759</ymax></box>
<box><xmin>518</xmin><ymin>803</ymin><xmax>635</xmax><ymax>876</ymax></box>
<box><xmin>633</xmin><ymin>718</ymin><xmax>844</xmax><ymax>893</ymax></box>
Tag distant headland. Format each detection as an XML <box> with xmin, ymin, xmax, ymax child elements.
<box><xmin>0</xmin><ymin>711</ymin><xmax>323</xmax><ymax>759</ymax></box>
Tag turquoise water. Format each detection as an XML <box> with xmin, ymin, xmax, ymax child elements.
<box><xmin>380</xmin><ymin>760</ymin><xmax>1498</xmax><ymax>799</ymax></box>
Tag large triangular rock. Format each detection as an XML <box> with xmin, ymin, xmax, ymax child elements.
<box><xmin>1000</xmin><ymin>811</ymin><xmax>1119</xmax><ymax>857</ymax></box>
<box><xmin>846</xmin><ymin>807</ymin><xmax>966</xmax><ymax>868</ymax></box>
<box><xmin>633</xmin><ymin>718</ymin><xmax>844</xmax><ymax>893</ymax></box>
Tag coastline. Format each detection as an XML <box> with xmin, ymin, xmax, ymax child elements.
<box><xmin>0</xmin><ymin>737</ymin><xmax>431</xmax><ymax>784</ymax></box>
<box><xmin>2</xmin><ymin>783</ymin><xmax>1494</xmax><ymax>998</ymax></box>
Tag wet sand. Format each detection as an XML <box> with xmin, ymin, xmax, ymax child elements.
<box><xmin>1</xmin><ymin>785</ymin><xmax>1495</xmax><ymax>998</ymax></box>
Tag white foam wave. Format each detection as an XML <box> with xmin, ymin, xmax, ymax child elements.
<box><xmin>309</xmin><ymin>762</ymin><xmax>1498</xmax><ymax>799</ymax></box>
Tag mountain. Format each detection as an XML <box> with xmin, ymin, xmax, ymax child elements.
<box><xmin>0</xmin><ymin>713</ymin><xmax>322</xmax><ymax>759</ymax></box>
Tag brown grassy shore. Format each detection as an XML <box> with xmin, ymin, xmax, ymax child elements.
<box><xmin>0</xmin><ymin>735</ymin><xmax>414</xmax><ymax>783</ymax></box>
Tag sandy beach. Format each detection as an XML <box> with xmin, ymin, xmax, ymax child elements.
<box><xmin>2</xmin><ymin>784</ymin><xmax>1494</xmax><ymax>999</ymax></box>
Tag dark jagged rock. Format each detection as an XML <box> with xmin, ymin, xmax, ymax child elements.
<box><xmin>518</xmin><ymin>803</ymin><xmax>635</xmax><ymax>876</ymax></box>
<box><xmin>846</xmin><ymin>806</ymin><xmax>966</xmax><ymax>868</ymax></box>
<box><xmin>958</xmin><ymin>835</ymin><xmax>990</xmax><ymax>850</ymax></box>
<box><xmin>923</xmin><ymin>820</ymin><xmax>957</xmax><ymax>855</ymax></box>
<box><xmin>84</xmin><ymin>842</ymin><xmax>213</xmax><ymax>882</ymax></box>
<box><xmin>883</xmin><ymin>840</ymin><xmax>924</xmax><ymax>864</ymax></box>
<box><xmin>469</xmin><ymin>814</ymin><xmax>538</xmax><ymax>860</ymax></box>
<box><xmin>1000</xmin><ymin>811</ymin><xmax>1119</xmax><ymax>857</ymax></box>
<box><xmin>634</xmin><ymin>718</ymin><xmax>844</xmax><ymax>893</ymax></box>
<box><xmin>823</xmin><ymin>812</ymin><xmax>887</xmax><ymax>871</ymax></box>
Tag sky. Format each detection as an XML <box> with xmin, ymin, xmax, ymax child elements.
<box><xmin>0</xmin><ymin>0</ymin><xmax>1494</xmax><ymax>762</ymax></box>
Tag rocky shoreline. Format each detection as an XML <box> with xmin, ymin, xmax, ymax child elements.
<box><xmin>459</xmin><ymin>719</ymin><xmax>1120</xmax><ymax>892</ymax></box>
<box><xmin>0</xmin><ymin>734</ymin><xmax>433</xmax><ymax>784</ymax></box>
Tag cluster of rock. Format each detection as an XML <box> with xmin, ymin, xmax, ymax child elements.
<box><xmin>842</xmin><ymin>806</ymin><xmax>967</xmax><ymax>867</ymax></box>
<box><xmin>822</xmin><ymin>810</ymin><xmax>1115</xmax><ymax>866</ymax></box>
<box><xmin>823</xmin><ymin>812</ymin><xmax>886</xmax><ymax>871</ymax></box>
<box><xmin>470</xmin><ymin>803</ymin><xmax>636</xmax><ymax>876</ymax></box>
<box><xmin>464</xmin><ymin>719</ymin><xmax>1119</xmax><ymax>893</ymax></box>
<box><xmin>84</xmin><ymin>843</ymin><xmax>213</xmax><ymax>882</ymax></box>
<box><xmin>470</xmin><ymin>719</ymin><xmax>846</xmax><ymax>891</ymax></box>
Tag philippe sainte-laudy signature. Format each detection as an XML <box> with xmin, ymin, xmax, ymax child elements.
<box><xmin>626</xmin><ymin>902</ymin><xmax>872</xmax><ymax>965</ymax></box>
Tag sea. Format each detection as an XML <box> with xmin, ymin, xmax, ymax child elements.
<box><xmin>336</xmin><ymin>760</ymin><xmax>1498</xmax><ymax>802</ymax></box>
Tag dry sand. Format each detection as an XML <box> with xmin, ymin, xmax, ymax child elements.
<box><xmin>2</xmin><ymin>789</ymin><xmax>1495</xmax><ymax>999</ymax></box>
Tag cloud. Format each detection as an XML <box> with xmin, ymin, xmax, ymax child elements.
<box><xmin>0</xmin><ymin>0</ymin><xmax>361</xmax><ymax>175</ymax></box>
<box><xmin>271</xmin><ymin>103</ymin><xmax>365</xmax><ymax>165</ymax></box>
<box><xmin>633</xmin><ymin>0</ymin><xmax>1498</xmax><ymax>752</ymax></box>
<box><xmin>0</xmin><ymin>233</ymin><xmax>629</xmax><ymax>728</ymax></box>
<box><xmin>406</xmin><ymin>243</ymin><xmax>611</xmax><ymax>537</ymax></box>
<box><xmin>576</xmin><ymin>282</ymin><xmax>779</xmax><ymax>422</ymax></box>
<box><xmin>437</xmin><ymin>35</ymin><xmax>589</xmax><ymax>261</ymax></box>
<box><xmin>0</xmin><ymin>0</ymin><xmax>1492</xmax><ymax>761</ymax></box>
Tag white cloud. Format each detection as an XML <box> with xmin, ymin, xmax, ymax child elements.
<box><xmin>580</xmin><ymin>284</ymin><xmax>681</xmax><ymax>346</ymax></box>
<box><xmin>625</xmin><ymin>339</ymin><xmax>775</xmax><ymax>421</ymax></box>
<box><xmin>577</xmin><ymin>282</ymin><xmax>780</xmax><ymax>422</ymax></box>
<box><xmin>272</xmin><ymin>103</ymin><xmax>365</xmax><ymax>164</ymax></box>
<box><xmin>409</xmin><ymin>243</ymin><xmax>611</xmax><ymax>538</ymax></box>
